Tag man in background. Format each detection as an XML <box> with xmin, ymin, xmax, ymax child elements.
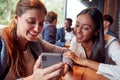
<box><xmin>56</xmin><ymin>18</ymin><xmax>75</xmax><ymax>47</ymax></box>
<box><xmin>103</xmin><ymin>14</ymin><xmax>118</xmax><ymax>39</ymax></box>
<box><xmin>41</xmin><ymin>11</ymin><xmax>58</xmax><ymax>44</ymax></box>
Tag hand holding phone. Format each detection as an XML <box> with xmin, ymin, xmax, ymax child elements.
<box><xmin>41</xmin><ymin>53</ymin><xmax>62</xmax><ymax>68</ymax></box>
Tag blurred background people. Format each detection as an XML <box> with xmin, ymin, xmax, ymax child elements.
<box><xmin>41</xmin><ymin>11</ymin><xmax>58</xmax><ymax>44</ymax></box>
<box><xmin>56</xmin><ymin>18</ymin><xmax>75</xmax><ymax>47</ymax></box>
<box><xmin>103</xmin><ymin>14</ymin><xmax>118</xmax><ymax>39</ymax></box>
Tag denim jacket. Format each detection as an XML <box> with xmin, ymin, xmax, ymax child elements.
<box><xmin>0</xmin><ymin>38</ymin><xmax>9</xmax><ymax>79</ymax></box>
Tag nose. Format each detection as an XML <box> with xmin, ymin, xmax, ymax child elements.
<box><xmin>33</xmin><ymin>23</ymin><xmax>39</xmax><ymax>32</ymax></box>
<box><xmin>76</xmin><ymin>26</ymin><xmax>82</xmax><ymax>33</ymax></box>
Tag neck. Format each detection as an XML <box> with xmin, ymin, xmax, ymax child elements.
<box><xmin>81</xmin><ymin>40</ymin><xmax>93</xmax><ymax>57</ymax></box>
<box><xmin>82</xmin><ymin>40</ymin><xmax>93</xmax><ymax>50</ymax></box>
<box><xmin>104</xmin><ymin>26</ymin><xmax>109</xmax><ymax>32</ymax></box>
<box><xmin>66</xmin><ymin>28</ymin><xmax>72</xmax><ymax>32</ymax></box>
<box><xmin>104</xmin><ymin>28</ymin><xmax>109</xmax><ymax>34</ymax></box>
<box><xmin>18</xmin><ymin>37</ymin><xmax>28</xmax><ymax>50</ymax></box>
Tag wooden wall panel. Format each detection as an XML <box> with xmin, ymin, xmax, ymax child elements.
<box><xmin>103</xmin><ymin>0</ymin><xmax>119</xmax><ymax>39</ymax></box>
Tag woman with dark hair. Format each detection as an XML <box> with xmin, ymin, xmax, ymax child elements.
<box><xmin>0</xmin><ymin>0</ymin><xmax>72</xmax><ymax>80</ymax></box>
<box><xmin>65</xmin><ymin>8</ymin><xmax>120</xmax><ymax>80</ymax></box>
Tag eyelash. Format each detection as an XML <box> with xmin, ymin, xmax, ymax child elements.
<box><xmin>27</xmin><ymin>21</ymin><xmax>36</xmax><ymax>24</ymax></box>
<box><xmin>27</xmin><ymin>20</ymin><xmax>44</xmax><ymax>26</ymax></box>
<box><xmin>75</xmin><ymin>24</ymin><xmax>90</xmax><ymax>30</ymax></box>
<box><xmin>83</xmin><ymin>27</ymin><xmax>90</xmax><ymax>30</ymax></box>
<box><xmin>39</xmin><ymin>22</ymin><xmax>43</xmax><ymax>26</ymax></box>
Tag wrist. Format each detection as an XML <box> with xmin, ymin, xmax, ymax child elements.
<box><xmin>17</xmin><ymin>77</ymin><xmax>24</xmax><ymax>80</ymax></box>
<box><xmin>83</xmin><ymin>59</ymin><xmax>88</xmax><ymax>66</ymax></box>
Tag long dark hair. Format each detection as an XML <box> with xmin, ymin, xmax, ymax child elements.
<box><xmin>2</xmin><ymin>0</ymin><xmax>47</xmax><ymax>78</ymax></box>
<box><xmin>77</xmin><ymin>8</ymin><xmax>105</xmax><ymax>62</ymax></box>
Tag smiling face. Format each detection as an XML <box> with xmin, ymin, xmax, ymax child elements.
<box><xmin>74</xmin><ymin>14</ymin><xmax>97</xmax><ymax>43</ymax></box>
<box><xmin>15</xmin><ymin>9</ymin><xmax>46</xmax><ymax>42</ymax></box>
<box><xmin>103</xmin><ymin>20</ymin><xmax>110</xmax><ymax>31</ymax></box>
<box><xmin>64</xmin><ymin>19</ymin><xmax>72</xmax><ymax>31</ymax></box>
<box><xmin>64</xmin><ymin>20</ymin><xmax>70</xmax><ymax>30</ymax></box>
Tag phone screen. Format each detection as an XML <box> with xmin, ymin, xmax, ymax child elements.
<box><xmin>41</xmin><ymin>53</ymin><xmax>62</xmax><ymax>68</ymax></box>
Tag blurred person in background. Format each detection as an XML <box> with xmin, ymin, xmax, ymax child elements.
<box><xmin>41</xmin><ymin>11</ymin><xmax>58</xmax><ymax>44</ymax></box>
<box><xmin>56</xmin><ymin>18</ymin><xmax>75</xmax><ymax>48</ymax></box>
<box><xmin>103</xmin><ymin>14</ymin><xmax>118</xmax><ymax>39</ymax></box>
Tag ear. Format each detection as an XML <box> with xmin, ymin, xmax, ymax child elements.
<box><xmin>14</xmin><ymin>14</ymin><xmax>18</xmax><ymax>24</ymax></box>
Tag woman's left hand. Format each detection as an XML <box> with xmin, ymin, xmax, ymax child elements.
<box><xmin>63</xmin><ymin>51</ymin><xmax>87</xmax><ymax>66</ymax></box>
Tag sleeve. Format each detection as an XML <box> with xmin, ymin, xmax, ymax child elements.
<box><xmin>97</xmin><ymin>40</ymin><xmax>120</xmax><ymax>79</ymax></box>
<box><xmin>39</xmin><ymin>36</ymin><xmax>73</xmax><ymax>68</ymax></box>
<box><xmin>40</xmin><ymin>37</ymin><xmax>66</xmax><ymax>53</ymax></box>
<box><xmin>42</xmin><ymin>26</ymin><xmax>56</xmax><ymax>44</ymax></box>
<box><xmin>0</xmin><ymin>38</ymin><xmax>9</xmax><ymax>79</ymax></box>
<box><xmin>69</xmin><ymin>37</ymin><xmax>77</xmax><ymax>52</ymax></box>
<box><xmin>56</xmin><ymin>29</ymin><xmax>65</xmax><ymax>47</ymax></box>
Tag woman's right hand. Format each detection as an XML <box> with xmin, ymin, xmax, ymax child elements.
<box><xmin>33</xmin><ymin>56</ymin><xmax>65</xmax><ymax>80</ymax></box>
<box><xmin>63</xmin><ymin>51</ymin><xmax>86</xmax><ymax>66</ymax></box>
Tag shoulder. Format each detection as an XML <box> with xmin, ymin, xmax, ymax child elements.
<box><xmin>0</xmin><ymin>35</ymin><xmax>7</xmax><ymax>53</ymax></box>
<box><xmin>107</xmin><ymin>30</ymin><xmax>118</xmax><ymax>39</ymax></box>
<box><xmin>71</xmin><ymin>37</ymin><xmax>76</xmax><ymax>42</ymax></box>
<box><xmin>57</xmin><ymin>27</ymin><xmax>64</xmax><ymax>30</ymax></box>
<box><xmin>104</xmin><ymin>34</ymin><xmax>118</xmax><ymax>47</ymax></box>
<box><xmin>44</xmin><ymin>24</ymin><xmax>56</xmax><ymax>30</ymax></box>
<box><xmin>71</xmin><ymin>37</ymin><xmax>80</xmax><ymax>45</ymax></box>
<box><xmin>70</xmin><ymin>37</ymin><xmax>82</xmax><ymax>54</ymax></box>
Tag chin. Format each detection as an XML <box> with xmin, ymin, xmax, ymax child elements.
<box><xmin>77</xmin><ymin>40</ymin><xmax>82</xmax><ymax>43</ymax></box>
<box><xmin>27</xmin><ymin>37</ymin><xmax>36</xmax><ymax>41</ymax></box>
<box><xmin>76</xmin><ymin>37</ymin><xmax>82</xmax><ymax>42</ymax></box>
<box><xmin>76</xmin><ymin>39</ymin><xmax>82</xmax><ymax>43</ymax></box>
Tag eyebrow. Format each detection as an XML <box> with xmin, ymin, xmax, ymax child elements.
<box><xmin>26</xmin><ymin>17</ymin><xmax>45</xmax><ymax>22</ymax></box>
<box><xmin>83</xmin><ymin>24</ymin><xmax>92</xmax><ymax>27</ymax></box>
<box><xmin>76</xmin><ymin>21</ymin><xmax>94</xmax><ymax>28</ymax></box>
<box><xmin>27</xmin><ymin>17</ymin><xmax>36</xmax><ymax>20</ymax></box>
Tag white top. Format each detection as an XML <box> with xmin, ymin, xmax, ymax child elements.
<box><xmin>65</xmin><ymin>30</ymin><xmax>75</xmax><ymax>44</ymax></box>
<box><xmin>70</xmin><ymin>36</ymin><xmax>120</xmax><ymax>79</ymax></box>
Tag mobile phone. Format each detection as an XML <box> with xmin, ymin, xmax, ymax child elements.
<box><xmin>41</xmin><ymin>53</ymin><xmax>62</xmax><ymax>68</ymax></box>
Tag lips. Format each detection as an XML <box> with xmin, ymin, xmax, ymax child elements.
<box><xmin>76</xmin><ymin>34</ymin><xmax>83</xmax><ymax>39</ymax></box>
<box><xmin>29</xmin><ymin>31</ymin><xmax>38</xmax><ymax>37</ymax></box>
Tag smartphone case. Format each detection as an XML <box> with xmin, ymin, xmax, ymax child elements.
<box><xmin>41</xmin><ymin>53</ymin><xmax>62</xmax><ymax>68</ymax></box>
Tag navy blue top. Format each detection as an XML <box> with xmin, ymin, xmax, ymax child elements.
<box><xmin>41</xmin><ymin>23</ymin><xmax>56</xmax><ymax>44</ymax></box>
<box><xmin>106</xmin><ymin>30</ymin><xmax>118</xmax><ymax>39</ymax></box>
<box><xmin>56</xmin><ymin>27</ymin><xmax>66</xmax><ymax>47</ymax></box>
